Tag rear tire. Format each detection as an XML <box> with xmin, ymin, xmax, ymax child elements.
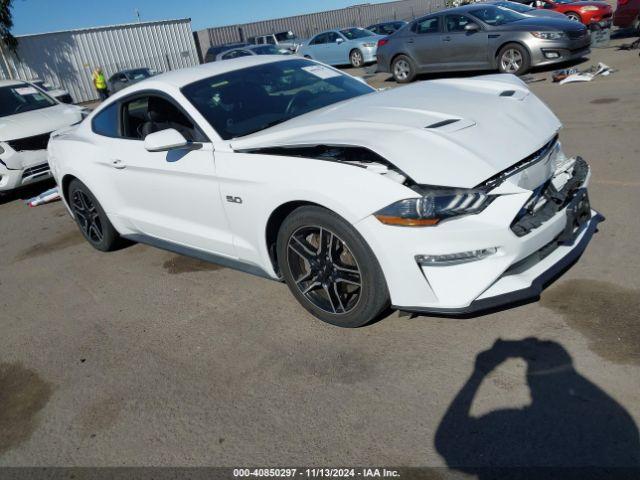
<box><xmin>392</xmin><ymin>54</ymin><xmax>416</xmax><ymax>83</ymax></box>
<box><xmin>276</xmin><ymin>206</ymin><xmax>390</xmax><ymax>328</ymax></box>
<box><xmin>497</xmin><ymin>43</ymin><xmax>531</xmax><ymax>75</ymax></box>
<box><xmin>68</xmin><ymin>179</ymin><xmax>121</xmax><ymax>252</ymax></box>
<box><xmin>565</xmin><ymin>12</ymin><xmax>582</xmax><ymax>23</ymax></box>
<box><xmin>350</xmin><ymin>49</ymin><xmax>364</xmax><ymax>68</ymax></box>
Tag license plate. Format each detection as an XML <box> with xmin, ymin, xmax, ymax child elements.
<box><xmin>559</xmin><ymin>189</ymin><xmax>591</xmax><ymax>245</ymax></box>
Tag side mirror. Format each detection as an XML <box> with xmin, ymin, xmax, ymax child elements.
<box><xmin>465</xmin><ymin>23</ymin><xmax>480</xmax><ymax>32</ymax></box>
<box><xmin>336</xmin><ymin>37</ymin><xmax>345</xmax><ymax>44</ymax></box>
<box><xmin>144</xmin><ymin>128</ymin><xmax>197</xmax><ymax>152</ymax></box>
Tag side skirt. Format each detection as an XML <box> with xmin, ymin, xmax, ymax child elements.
<box><xmin>123</xmin><ymin>233</ymin><xmax>275</xmax><ymax>280</ymax></box>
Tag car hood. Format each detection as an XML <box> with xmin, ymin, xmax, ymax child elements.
<box><xmin>0</xmin><ymin>104</ymin><xmax>83</xmax><ymax>142</ymax></box>
<box><xmin>230</xmin><ymin>74</ymin><xmax>561</xmax><ymax>188</ymax></box>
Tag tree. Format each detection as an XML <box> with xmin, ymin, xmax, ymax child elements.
<box><xmin>0</xmin><ymin>0</ymin><xmax>17</xmax><ymax>51</ymax></box>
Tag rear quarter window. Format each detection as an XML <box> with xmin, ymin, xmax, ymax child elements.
<box><xmin>91</xmin><ymin>103</ymin><xmax>119</xmax><ymax>137</ymax></box>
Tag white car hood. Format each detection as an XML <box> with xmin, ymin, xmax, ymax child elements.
<box><xmin>0</xmin><ymin>104</ymin><xmax>82</xmax><ymax>143</ymax></box>
<box><xmin>231</xmin><ymin>74</ymin><xmax>561</xmax><ymax>188</ymax></box>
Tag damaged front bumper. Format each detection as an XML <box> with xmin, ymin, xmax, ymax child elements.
<box><xmin>0</xmin><ymin>143</ymin><xmax>52</xmax><ymax>192</ymax></box>
<box><xmin>356</xmin><ymin>153</ymin><xmax>602</xmax><ymax>316</ymax></box>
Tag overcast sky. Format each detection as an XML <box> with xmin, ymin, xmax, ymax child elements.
<box><xmin>11</xmin><ymin>0</ymin><xmax>389</xmax><ymax>35</ymax></box>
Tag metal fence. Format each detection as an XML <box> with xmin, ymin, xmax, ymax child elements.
<box><xmin>195</xmin><ymin>0</ymin><xmax>447</xmax><ymax>57</ymax></box>
<box><xmin>0</xmin><ymin>18</ymin><xmax>200</xmax><ymax>103</ymax></box>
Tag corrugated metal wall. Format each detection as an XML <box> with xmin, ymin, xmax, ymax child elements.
<box><xmin>0</xmin><ymin>18</ymin><xmax>200</xmax><ymax>103</ymax></box>
<box><xmin>195</xmin><ymin>0</ymin><xmax>446</xmax><ymax>55</ymax></box>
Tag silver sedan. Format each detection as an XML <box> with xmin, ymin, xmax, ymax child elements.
<box><xmin>376</xmin><ymin>4</ymin><xmax>590</xmax><ymax>82</ymax></box>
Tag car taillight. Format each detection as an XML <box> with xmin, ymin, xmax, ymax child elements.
<box><xmin>377</xmin><ymin>38</ymin><xmax>389</xmax><ymax>48</ymax></box>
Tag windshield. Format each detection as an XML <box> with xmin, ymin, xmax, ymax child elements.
<box><xmin>126</xmin><ymin>69</ymin><xmax>152</xmax><ymax>80</ymax></box>
<box><xmin>253</xmin><ymin>45</ymin><xmax>290</xmax><ymax>55</ymax></box>
<box><xmin>340</xmin><ymin>28</ymin><xmax>374</xmax><ymax>40</ymax></box>
<box><xmin>0</xmin><ymin>84</ymin><xmax>56</xmax><ymax>117</ymax></box>
<box><xmin>495</xmin><ymin>1</ymin><xmax>534</xmax><ymax>13</ymax></box>
<box><xmin>275</xmin><ymin>31</ymin><xmax>296</xmax><ymax>41</ymax></box>
<box><xmin>181</xmin><ymin>59</ymin><xmax>374</xmax><ymax>140</ymax></box>
<box><xmin>468</xmin><ymin>5</ymin><xmax>527</xmax><ymax>24</ymax></box>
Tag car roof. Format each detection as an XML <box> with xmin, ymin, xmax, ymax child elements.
<box><xmin>146</xmin><ymin>55</ymin><xmax>297</xmax><ymax>88</ymax></box>
<box><xmin>0</xmin><ymin>79</ymin><xmax>27</xmax><ymax>87</ymax></box>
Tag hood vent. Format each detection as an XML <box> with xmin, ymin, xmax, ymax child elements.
<box><xmin>425</xmin><ymin>119</ymin><xmax>459</xmax><ymax>129</ymax></box>
<box><xmin>500</xmin><ymin>90</ymin><xmax>516</xmax><ymax>97</ymax></box>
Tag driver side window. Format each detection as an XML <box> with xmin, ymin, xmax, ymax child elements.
<box><xmin>327</xmin><ymin>32</ymin><xmax>341</xmax><ymax>43</ymax></box>
<box><xmin>120</xmin><ymin>95</ymin><xmax>204</xmax><ymax>142</ymax></box>
<box><xmin>445</xmin><ymin>15</ymin><xmax>472</xmax><ymax>32</ymax></box>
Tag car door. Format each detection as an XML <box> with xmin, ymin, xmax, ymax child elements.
<box><xmin>441</xmin><ymin>14</ymin><xmax>490</xmax><ymax>69</ymax></box>
<box><xmin>96</xmin><ymin>92</ymin><xmax>235</xmax><ymax>256</ymax></box>
<box><xmin>326</xmin><ymin>31</ymin><xmax>348</xmax><ymax>64</ymax></box>
<box><xmin>406</xmin><ymin>16</ymin><xmax>447</xmax><ymax>71</ymax></box>
<box><xmin>306</xmin><ymin>33</ymin><xmax>330</xmax><ymax>63</ymax></box>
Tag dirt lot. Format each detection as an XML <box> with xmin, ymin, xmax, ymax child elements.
<box><xmin>1</xmin><ymin>35</ymin><xmax>639</xmax><ymax>471</ymax></box>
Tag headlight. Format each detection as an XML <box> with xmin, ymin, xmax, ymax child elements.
<box><xmin>530</xmin><ymin>31</ymin><xmax>567</xmax><ymax>40</ymax></box>
<box><xmin>361</xmin><ymin>42</ymin><xmax>377</xmax><ymax>48</ymax></box>
<box><xmin>374</xmin><ymin>188</ymin><xmax>494</xmax><ymax>227</ymax></box>
<box><xmin>580</xmin><ymin>5</ymin><xmax>599</xmax><ymax>10</ymax></box>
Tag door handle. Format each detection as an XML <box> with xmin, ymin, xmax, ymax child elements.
<box><xmin>111</xmin><ymin>159</ymin><xmax>126</xmax><ymax>169</ymax></box>
<box><xmin>442</xmin><ymin>36</ymin><xmax>452</xmax><ymax>42</ymax></box>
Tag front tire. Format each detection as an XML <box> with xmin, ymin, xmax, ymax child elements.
<box><xmin>392</xmin><ymin>54</ymin><xmax>417</xmax><ymax>83</ymax></box>
<box><xmin>350</xmin><ymin>49</ymin><xmax>364</xmax><ymax>68</ymax></box>
<box><xmin>497</xmin><ymin>43</ymin><xmax>531</xmax><ymax>75</ymax></box>
<box><xmin>276</xmin><ymin>206</ymin><xmax>390</xmax><ymax>328</ymax></box>
<box><xmin>68</xmin><ymin>179</ymin><xmax>121</xmax><ymax>251</ymax></box>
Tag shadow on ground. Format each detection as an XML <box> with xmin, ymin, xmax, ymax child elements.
<box><xmin>435</xmin><ymin>338</ymin><xmax>640</xmax><ymax>479</ymax></box>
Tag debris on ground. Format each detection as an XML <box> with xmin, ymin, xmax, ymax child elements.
<box><xmin>553</xmin><ymin>63</ymin><xmax>615</xmax><ymax>85</ymax></box>
<box><xmin>617</xmin><ymin>37</ymin><xmax>640</xmax><ymax>51</ymax></box>
<box><xmin>26</xmin><ymin>187</ymin><xmax>61</xmax><ymax>207</ymax></box>
<box><xmin>521</xmin><ymin>75</ymin><xmax>546</xmax><ymax>84</ymax></box>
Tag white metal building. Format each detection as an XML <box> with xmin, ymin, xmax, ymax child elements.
<box><xmin>0</xmin><ymin>18</ymin><xmax>200</xmax><ymax>103</ymax></box>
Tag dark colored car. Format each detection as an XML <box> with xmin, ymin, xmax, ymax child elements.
<box><xmin>614</xmin><ymin>0</ymin><xmax>640</xmax><ymax>30</ymax></box>
<box><xmin>108</xmin><ymin>68</ymin><xmax>155</xmax><ymax>93</ymax></box>
<box><xmin>376</xmin><ymin>4</ymin><xmax>589</xmax><ymax>82</ymax></box>
<box><xmin>513</xmin><ymin>0</ymin><xmax>613</xmax><ymax>26</ymax></box>
<box><xmin>204</xmin><ymin>43</ymin><xmax>250</xmax><ymax>63</ymax></box>
<box><xmin>366</xmin><ymin>21</ymin><xmax>408</xmax><ymax>35</ymax></box>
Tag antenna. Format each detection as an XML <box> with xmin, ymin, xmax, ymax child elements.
<box><xmin>135</xmin><ymin>9</ymin><xmax>142</xmax><ymax>22</ymax></box>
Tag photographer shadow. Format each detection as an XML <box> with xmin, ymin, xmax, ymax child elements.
<box><xmin>435</xmin><ymin>338</ymin><xmax>639</xmax><ymax>478</ymax></box>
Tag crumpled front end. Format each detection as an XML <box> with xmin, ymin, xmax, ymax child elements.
<box><xmin>0</xmin><ymin>134</ymin><xmax>53</xmax><ymax>192</ymax></box>
<box><xmin>355</xmin><ymin>139</ymin><xmax>602</xmax><ymax>314</ymax></box>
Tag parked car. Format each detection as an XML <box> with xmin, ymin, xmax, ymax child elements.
<box><xmin>298</xmin><ymin>28</ymin><xmax>385</xmax><ymax>67</ymax></box>
<box><xmin>30</xmin><ymin>79</ymin><xmax>73</xmax><ymax>104</ymax></box>
<box><xmin>0</xmin><ymin>80</ymin><xmax>87</xmax><ymax>194</ymax></box>
<box><xmin>248</xmin><ymin>31</ymin><xmax>300</xmax><ymax>51</ymax></box>
<box><xmin>204</xmin><ymin>43</ymin><xmax>250</xmax><ymax>63</ymax></box>
<box><xmin>211</xmin><ymin>44</ymin><xmax>293</xmax><ymax>62</ymax></box>
<box><xmin>512</xmin><ymin>0</ymin><xmax>613</xmax><ymax>25</ymax></box>
<box><xmin>613</xmin><ymin>0</ymin><xmax>640</xmax><ymax>30</ymax></box>
<box><xmin>366</xmin><ymin>21</ymin><xmax>408</xmax><ymax>35</ymax></box>
<box><xmin>48</xmin><ymin>56</ymin><xmax>601</xmax><ymax>327</ymax></box>
<box><xmin>108</xmin><ymin>68</ymin><xmax>155</xmax><ymax>93</ymax></box>
<box><xmin>484</xmin><ymin>0</ymin><xmax>567</xmax><ymax>18</ymax></box>
<box><xmin>376</xmin><ymin>4</ymin><xmax>590</xmax><ymax>82</ymax></box>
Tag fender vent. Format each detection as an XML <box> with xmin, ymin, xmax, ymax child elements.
<box><xmin>425</xmin><ymin>119</ymin><xmax>459</xmax><ymax>129</ymax></box>
<box><xmin>500</xmin><ymin>90</ymin><xmax>516</xmax><ymax>97</ymax></box>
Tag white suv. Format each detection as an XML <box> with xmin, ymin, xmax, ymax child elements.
<box><xmin>0</xmin><ymin>80</ymin><xmax>87</xmax><ymax>194</ymax></box>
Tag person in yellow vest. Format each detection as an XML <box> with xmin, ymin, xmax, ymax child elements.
<box><xmin>92</xmin><ymin>68</ymin><xmax>109</xmax><ymax>101</ymax></box>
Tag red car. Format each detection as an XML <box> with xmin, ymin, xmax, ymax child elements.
<box><xmin>521</xmin><ymin>0</ymin><xmax>613</xmax><ymax>25</ymax></box>
<box><xmin>614</xmin><ymin>0</ymin><xmax>640</xmax><ymax>30</ymax></box>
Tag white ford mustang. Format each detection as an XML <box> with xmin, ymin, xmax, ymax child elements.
<box><xmin>47</xmin><ymin>56</ymin><xmax>602</xmax><ymax>327</ymax></box>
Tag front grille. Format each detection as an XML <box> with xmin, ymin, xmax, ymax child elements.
<box><xmin>8</xmin><ymin>132</ymin><xmax>52</xmax><ymax>152</ymax></box>
<box><xmin>510</xmin><ymin>157</ymin><xmax>589</xmax><ymax>237</ymax></box>
<box><xmin>22</xmin><ymin>163</ymin><xmax>50</xmax><ymax>178</ymax></box>
<box><xmin>566</xmin><ymin>29</ymin><xmax>587</xmax><ymax>39</ymax></box>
